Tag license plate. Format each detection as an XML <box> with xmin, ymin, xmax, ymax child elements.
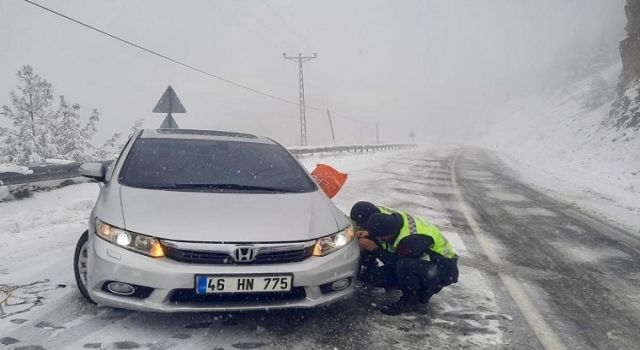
<box><xmin>195</xmin><ymin>274</ymin><xmax>293</xmax><ymax>294</ymax></box>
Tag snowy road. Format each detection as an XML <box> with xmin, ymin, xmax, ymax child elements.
<box><xmin>1</xmin><ymin>146</ymin><xmax>639</xmax><ymax>349</ymax></box>
<box><xmin>451</xmin><ymin>148</ymin><xmax>640</xmax><ymax>349</ymax></box>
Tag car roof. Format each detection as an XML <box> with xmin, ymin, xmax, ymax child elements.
<box><xmin>139</xmin><ymin>129</ymin><xmax>276</xmax><ymax>145</ymax></box>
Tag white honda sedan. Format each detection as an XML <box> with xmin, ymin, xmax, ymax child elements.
<box><xmin>74</xmin><ymin>129</ymin><xmax>358</xmax><ymax>312</ymax></box>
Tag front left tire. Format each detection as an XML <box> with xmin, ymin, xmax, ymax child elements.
<box><xmin>74</xmin><ymin>230</ymin><xmax>95</xmax><ymax>303</ymax></box>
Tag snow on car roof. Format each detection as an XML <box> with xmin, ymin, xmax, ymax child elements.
<box><xmin>139</xmin><ymin>129</ymin><xmax>275</xmax><ymax>144</ymax></box>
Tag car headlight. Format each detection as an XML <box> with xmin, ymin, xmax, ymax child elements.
<box><xmin>95</xmin><ymin>219</ymin><xmax>164</xmax><ymax>257</ymax></box>
<box><xmin>312</xmin><ymin>225</ymin><xmax>355</xmax><ymax>257</ymax></box>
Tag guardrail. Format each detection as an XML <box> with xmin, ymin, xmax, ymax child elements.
<box><xmin>0</xmin><ymin>163</ymin><xmax>84</xmax><ymax>186</ymax></box>
<box><xmin>0</xmin><ymin>144</ymin><xmax>415</xmax><ymax>186</ymax></box>
<box><xmin>288</xmin><ymin>143</ymin><xmax>412</xmax><ymax>156</ymax></box>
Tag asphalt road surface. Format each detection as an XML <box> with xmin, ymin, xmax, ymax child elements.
<box><xmin>448</xmin><ymin>147</ymin><xmax>640</xmax><ymax>349</ymax></box>
<box><xmin>1</xmin><ymin>147</ymin><xmax>639</xmax><ymax>349</ymax></box>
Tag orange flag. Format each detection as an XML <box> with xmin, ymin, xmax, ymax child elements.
<box><xmin>311</xmin><ymin>164</ymin><xmax>348</xmax><ymax>198</ymax></box>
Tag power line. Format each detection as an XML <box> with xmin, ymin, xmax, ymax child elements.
<box><xmin>22</xmin><ymin>0</ymin><xmax>378</xmax><ymax>129</ymax></box>
<box><xmin>261</xmin><ymin>0</ymin><xmax>313</xmax><ymax>52</ymax></box>
<box><xmin>22</xmin><ymin>0</ymin><xmax>298</xmax><ymax>106</ymax></box>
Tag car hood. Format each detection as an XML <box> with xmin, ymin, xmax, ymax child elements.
<box><xmin>119</xmin><ymin>186</ymin><xmax>342</xmax><ymax>242</ymax></box>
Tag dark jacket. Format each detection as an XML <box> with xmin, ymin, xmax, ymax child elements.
<box><xmin>370</xmin><ymin>234</ymin><xmax>458</xmax><ymax>284</ymax></box>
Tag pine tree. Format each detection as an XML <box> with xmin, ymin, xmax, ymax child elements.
<box><xmin>52</xmin><ymin>96</ymin><xmax>100</xmax><ymax>161</ymax></box>
<box><xmin>129</xmin><ymin>118</ymin><xmax>144</xmax><ymax>136</ymax></box>
<box><xmin>94</xmin><ymin>132</ymin><xmax>123</xmax><ymax>160</ymax></box>
<box><xmin>0</xmin><ymin>127</ymin><xmax>16</xmax><ymax>163</ymax></box>
<box><xmin>1</xmin><ymin>65</ymin><xmax>56</xmax><ymax>164</ymax></box>
<box><xmin>93</xmin><ymin>119</ymin><xmax>144</xmax><ymax>160</ymax></box>
<box><xmin>1</xmin><ymin>65</ymin><xmax>102</xmax><ymax>165</ymax></box>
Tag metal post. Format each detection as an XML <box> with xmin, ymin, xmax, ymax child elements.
<box><xmin>297</xmin><ymin>54</ymin><xmax>306</xmax><ymax>146</ymax></box>
<box><xmin>327</xmin><ymin>109</ymin><xmax>336</xmax><ymax>144</ymax></box>
<box><xmin>284</xmin><ymin>52</ymin><xmax>317</xmax><ymax>146</ymax></box>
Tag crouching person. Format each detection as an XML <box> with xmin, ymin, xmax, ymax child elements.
<box><xmin>357</xmin><ymin>207</ymin><xmax>459</xmax><ymax>315</ymax></box>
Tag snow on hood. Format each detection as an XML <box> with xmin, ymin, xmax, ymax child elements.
<box><xmin>119</xmin><ymin>186</ymin><xmax>342</xmax><ymax>242</ymax></box>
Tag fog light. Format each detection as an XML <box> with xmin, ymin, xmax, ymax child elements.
<box><xmin>331</xmin><ymin>278</ymin><xmax>351</xmax><ymax>291</ymax></box>
<box><xmin>107</xmin><ymin>282</ymin><xmax>135</xmax><ymax>296</ymax></box>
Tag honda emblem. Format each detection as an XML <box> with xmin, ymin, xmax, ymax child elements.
<box><xmin>233</xmin><ymin>246</ymin><xmax>256</xmax><ymax>262</ymax></box>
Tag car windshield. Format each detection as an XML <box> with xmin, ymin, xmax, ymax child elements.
<box><xmin>118</xmin><ymin>138</ymin><xmax>316</xmax><ymax>193</ymax></box>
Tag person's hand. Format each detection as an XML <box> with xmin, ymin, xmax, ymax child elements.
<box><xmin>358</xmin><ymin>238</ymin><xmax>378</xmax><ymax>252</ymax></box>
<box><xmin>356</xmin><ymin>230</ymin><xmax>369</xmax><ymax>238</ymax></box>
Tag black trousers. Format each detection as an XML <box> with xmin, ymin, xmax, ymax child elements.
<box><xmin>360</xmin><ymin>253</ymin><xmax>459</xmax><ymax>299</ymax></box>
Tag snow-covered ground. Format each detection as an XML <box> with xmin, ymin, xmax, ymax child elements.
<box><xmin>44</xmin><ymin>159</ymin><xmax>76</xmax><ymax>165</ymax></box>
<box><xmin>473</xmin><ymin>63</ymin><xmax>640</xmax><ymax>231</ymax></box>
<box><xmin>0</xmin><ymin>164</ymin><xmax>32</xmax><ymax>175</ymax></box>
<box><xmin>0</xmin><ymin>149</ymin><xmax>505</xmax><ymax>349</ymax></box>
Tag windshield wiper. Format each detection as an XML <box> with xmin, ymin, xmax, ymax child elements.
<box><xmin>170</xmin><ymin>183</ymin><xmax>292</xmax><ymax>192</ymax></box>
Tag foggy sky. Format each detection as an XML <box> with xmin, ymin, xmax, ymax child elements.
<box><xmin>0</xmin><ymin>0</ymin><xmax>627</xmax><ymax>146</ymax></box>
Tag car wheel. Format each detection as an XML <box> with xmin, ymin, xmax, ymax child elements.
<box><xmin>74</xmin><ymin>230</ymin><xmax>95</xmax><ymax>303</ymax></box>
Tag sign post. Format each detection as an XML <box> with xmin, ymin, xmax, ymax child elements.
<box><xmin>153</xmin><ymin>86</ymin><xmax>186</xmax><ymax>129</ymax></box>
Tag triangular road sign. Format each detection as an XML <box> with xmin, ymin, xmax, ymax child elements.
<box><xmin>160</xmin><ymin>114</ymin><xmax>179</xmax><ymax>129</ymax></box>
<box><xmin>153</xmin><ymin>86</ymin><xmax>186</xmax><ymax>114</ymax></box>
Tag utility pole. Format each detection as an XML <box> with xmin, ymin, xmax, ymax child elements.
<box><xmin>326</xmin><ymin>109</ymin><xmax>336</xmax><ymax>144</ymax></box>
<box><xmin>376</xmin><ymin>123</ymin><xmax>380</xmax><ymax>144</ymax></box>
<box><xmin>283</xmin><ymin>52</ymin><xmax>317</xmax><ymax>146</ymax></box>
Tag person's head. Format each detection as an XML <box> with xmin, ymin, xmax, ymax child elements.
<box><xmin>350</xmin><ymin>201</ymin><xmax>380</xmax><ymax>229</ymax></box>
<box><xmin>368</xmin><ymin>213</ymin><xmax>403</xmax><ymax>243</ymax></box>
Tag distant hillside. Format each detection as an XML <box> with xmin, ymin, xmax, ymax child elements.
<box><xmin>475</xmin><ymin>62</ymin><xmax>639</xmax><ymax>210</ymax></box>
<box><xmin>473</xmin><ymin>0</ymin><xmax>640</xmax><ymax>206</ymax></box>
<box><xmin>610</xmin><ymin>0</ymin><xmax>640</xmax><ymax>128</ymax></box>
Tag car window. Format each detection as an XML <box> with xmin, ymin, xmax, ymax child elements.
<box><xmin>118</xmin><ymin>138</ymin><xmax>316</xmax><ymax>193</ymax></box>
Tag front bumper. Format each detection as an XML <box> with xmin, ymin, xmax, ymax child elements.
<box><xmin>86</xmin><ymin>233</ymin><xmax>360</xmax><ymax>312</ymax></box>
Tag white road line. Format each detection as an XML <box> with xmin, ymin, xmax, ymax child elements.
<box><xmin>450</xmin><ymin>154</ymin><xmax>567</xmax><ymax>350</ymax></box>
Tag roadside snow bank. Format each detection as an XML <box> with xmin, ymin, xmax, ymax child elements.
<box><xmin>474</xmin><ymin>63</ymin><xmax>640</xmax><ymax>230</ymax></box>
<box><xmin>0</xmin><ymin>164</ymin><xmax>32</xmax><ymax>175</ymax></box>
<box><xmin>0</xmin><ymin>177</ymin><xmax>90</xmax><ymax>203</ymax></box>
<box><xmin>45</xmin><ymin>158</ymin><xmax>76</xmax><ymax>165</ymax></box>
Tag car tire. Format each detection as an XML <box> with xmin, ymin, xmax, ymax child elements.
<box><xmin>74</xmin><ymin>230</ymin><xmax>95</xmax><ymax>304</ymax></box>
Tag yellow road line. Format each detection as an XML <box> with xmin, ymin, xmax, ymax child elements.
<box><xmin>450</xmin><ymin>154</ymin><xmax>566</xmax><ymax>350</ymax></box>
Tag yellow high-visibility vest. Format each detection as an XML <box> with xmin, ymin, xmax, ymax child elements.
<box><xmin>379</xmin><ymin>208</ymin><xmax>457</xmax><ymax>259</ymax></box>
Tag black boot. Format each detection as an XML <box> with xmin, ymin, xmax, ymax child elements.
<box><xmin>380</xmin><ymin>295</ymin><xmax>419</xmax><ymax>315</ymax></box>
<box><xmin>419</xmin><ymin>289</ymin><xmax>434</xmax><ymax>304</ymax></box>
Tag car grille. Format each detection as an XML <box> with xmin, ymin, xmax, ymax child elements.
<box><xmin>169</xmin><ymin>287</ymin><xmax>306</xmax><ymax>303</ymax></box>
<box><xmin>163</xmin><ymin>245</ymin><xmax>314</xmax><ymax>265</ymax></box>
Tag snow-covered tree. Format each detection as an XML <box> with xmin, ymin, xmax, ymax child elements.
<box><xmin>52</xmin><ymin>96</ymin><xmax>100</xmax><ymax>161</ymax></box>
<box><xmin>94</xmin><ymin>132</ymin><xmax>123</xmax><ymax>160</ymax></box>
<box><xmin>93</xmin><ymin>119</ymin><xmax>144</xmax><ymax>160</ymax></box>
<box><xmin>1</xmin><ymin>65</ymin><xmax>56</xmax><ymax>164</ymax></box>
<box><xmin>1</xmin><ymin>65</ymin><xmax>102</xmax><ymax>164</ymax></box>
<box><xmin>0</xmin><ymin>127</ymin><xmax>16</xmax><ymax>163</ymax></box>
<box><xmin>129</xmin><ymin>118</ymin><xmax>144</xmax><ymax>136</ymax></box>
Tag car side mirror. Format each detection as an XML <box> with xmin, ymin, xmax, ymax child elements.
<box><xmin>80</xmin><ymin>162</ymin><xmax>107</xmax><ymax>183</ymax></box>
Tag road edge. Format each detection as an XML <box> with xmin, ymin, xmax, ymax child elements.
<box><xmin>449</xmin><ymin>153</ymin><xmax>566</xmax><ymax>350</ymax></box>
